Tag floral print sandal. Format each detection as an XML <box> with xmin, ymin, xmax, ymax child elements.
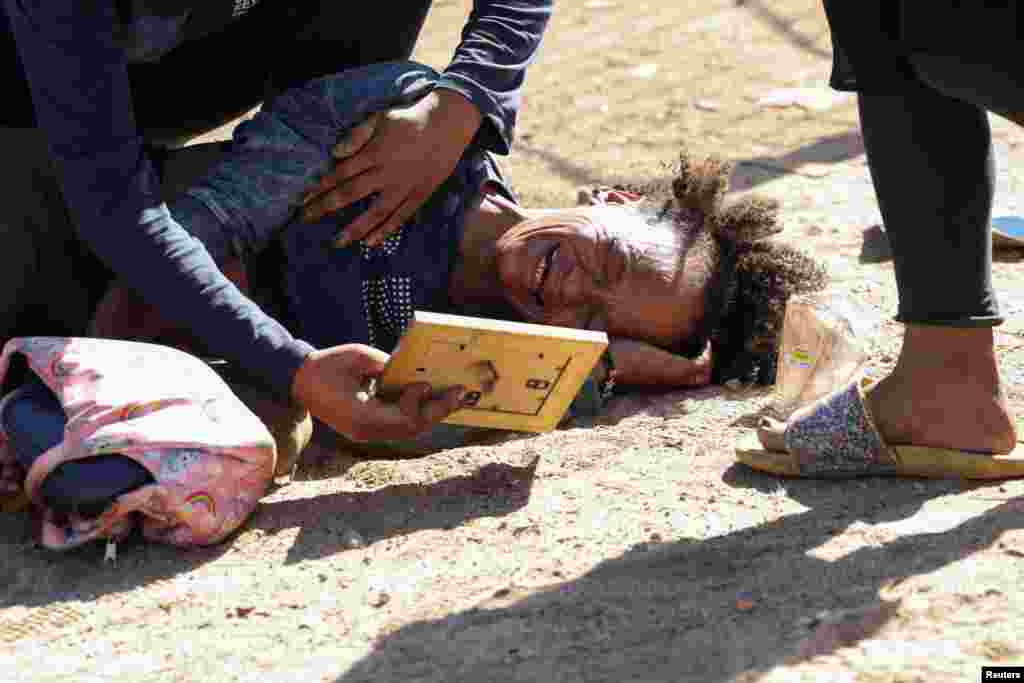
<box><xmin>736</xmin><ymin>375</ymin><xmax>1024</xmax><ymax>479</ymax></box>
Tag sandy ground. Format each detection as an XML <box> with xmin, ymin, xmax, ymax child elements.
<box><xmin>4</xmin><ymin>1</ymin><xmax>1024</xmax><ymax>681</ymax></box>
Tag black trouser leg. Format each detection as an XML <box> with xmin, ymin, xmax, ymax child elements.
<box><xmin>856</xmin><ymin>51</ymin><xmax>1024</xmax><ymax>326</ymax></box>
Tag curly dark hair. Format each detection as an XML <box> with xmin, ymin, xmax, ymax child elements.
<box><xmin>620</xmin><ymin>152</ymin><xmax>829</xmax><ymax>385</ymax></box>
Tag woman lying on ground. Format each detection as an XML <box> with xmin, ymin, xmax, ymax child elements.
<box><xmin>0</xmin><ymin>61</ymin><xmax>828</xmax><ymax>497</ymax></box>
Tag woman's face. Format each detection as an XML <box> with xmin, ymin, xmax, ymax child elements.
<box><xmin>495</xmin><ymin>207</ymin><xmax>709</xmax><ymax>349</ymax></box>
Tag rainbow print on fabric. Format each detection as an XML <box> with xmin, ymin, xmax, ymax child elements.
<box><xmin>120</xmin><ymin>399</ymin><xmax>173</xmax><ymax>421</ymax></box>
<box><xmin>182</xmin><ymin>491</ymin><xmax>216</xmax><ymax>519</ymax></box>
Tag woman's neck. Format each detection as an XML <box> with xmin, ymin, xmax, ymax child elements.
<box><xmin>448</xmin><ymin>192</ymin><xmax>529</xmax><ymax>319</ymax></box>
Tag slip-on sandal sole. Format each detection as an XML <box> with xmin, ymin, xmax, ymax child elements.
<box><xmin>736</xmin><ymin>430</ymin><xmax>1024</xmax><ymax>480</ymax></box>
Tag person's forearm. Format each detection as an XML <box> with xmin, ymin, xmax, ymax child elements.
<box><xmin>437</xmin><ymin>0</ymin><xmax>553</xmax><ymax>154</ymax></box>
<box><xmin>424</xmin><ymin>88</ymin><xmax>484</xmax><ymax>148</ymax></box>
<box><xmin>5</xmin><ymin>0</ymin><xmax>313</xmax><ymax>396</ymax></box>
<box><xmin>607</xmin><ymin>338</ymin><xmax>714</xmax><ymax>387</ymax></box>
<box><xmin>127</xmin><ymin>205</ymin><xmax>314</xmax><ymax>394</ymax></box>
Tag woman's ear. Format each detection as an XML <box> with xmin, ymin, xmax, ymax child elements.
<box><xmin>714</xmin><ymin>196</ymin><xmax>782</xmax><ymax>243</ymax></box>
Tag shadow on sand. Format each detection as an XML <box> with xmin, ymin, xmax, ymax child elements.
<box><xmin>515</xmin><ymin>129</ymin><xmax>866</xmax><ymax>198</ymax></box>
<box><xmin>331</xmin><ymin>468</ymin><xmax>1018</xmax><ymax>682</ymax></box>
<box><xmin>0</xmin><ymin>457</ymin><xmax>538</xmax><ymax>611</ymax></box>
<box><xmin>0</xmin><ymin>385</ymin><xmax>718</xmax><ymax>613</ymax></box>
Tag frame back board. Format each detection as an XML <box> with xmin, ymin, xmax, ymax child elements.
<box><xmin>379</xmin><ymin>311</ymin><xmax>608</xmax><ymax>432</ymax></box>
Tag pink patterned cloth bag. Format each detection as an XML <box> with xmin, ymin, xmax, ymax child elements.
<box><xmin>4</xmin><ymin>337</ymin><xmax>277</xmax><ymax>550</ymax></box>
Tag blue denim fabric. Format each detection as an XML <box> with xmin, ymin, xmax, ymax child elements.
<box><xmin>169</xmin><ymin>60</ymin><xmax>502</xmax><ymax>350</ymax></box>
<box><xmin>177</xmin><ymin>61</ymin><xmax>442</xmax><ymax>260</ymax></box>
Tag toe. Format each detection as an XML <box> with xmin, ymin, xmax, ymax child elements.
<box><xmin>757</xmin><ymin>417</ymin><xmax>788</xmax><ymax>452</ymax></box>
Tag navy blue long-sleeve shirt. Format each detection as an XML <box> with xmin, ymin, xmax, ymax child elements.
<box><xmin>2</xmin><ymin>0</ymin><xmax>551</xmax><ymax>397</ymax></box>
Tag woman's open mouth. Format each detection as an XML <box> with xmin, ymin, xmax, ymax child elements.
<box><xmin>531</xmin><ymin>243</ymin><xmax>559</xmax><ymax>307</ymax></box>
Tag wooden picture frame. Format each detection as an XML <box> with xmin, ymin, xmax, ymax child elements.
<box><xmin>379</xmin><ymin>311</ymin><xmax>608</xmax><ymax>432</ymax></box>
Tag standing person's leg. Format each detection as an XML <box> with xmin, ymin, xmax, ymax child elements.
<box><xmin>754</xmin><ymin>55</ymin><xmax>1024</xmax><ymax>469</ymax></box>
<box><xmin>857</xmin><ymin>76</ymin><xmax>1016</xmax><ymax>454</ymax></box>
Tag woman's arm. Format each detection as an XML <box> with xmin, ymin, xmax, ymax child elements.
<box><xmin>604</xmin><ymin>338</ymin><xmax>714</xmax><ymax>388</ymax></box>
<box><xmin>4</xmin><ymin>0</ymin><xmax>313</xmax><ymax>397</ymax></box>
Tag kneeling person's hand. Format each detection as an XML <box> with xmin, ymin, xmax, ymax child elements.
<box><xmin>301</xmin><ymin>89</ymin><xmax>482</xmax><ymax>248</ymax></box>
<box><xmin>292</xmin><ymin>344</ymin><xmax>465</xmax><ymax>442</ymax></box>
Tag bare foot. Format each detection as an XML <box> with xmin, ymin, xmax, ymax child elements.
<box><xmin>759</xmin><ymin>326</ymin><xmax>1018</xmax><ymax>455</ymax></box>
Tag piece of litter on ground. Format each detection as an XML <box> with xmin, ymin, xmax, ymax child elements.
<box><xmin>694</xmin><ymin>99</ymin><xmax>721</xmax><ymax>112</ymax></box>
<box><xmin>104</xmin><ymin>541</ymin><xmax>117</xmax><ymax>564</ymax></box>
<box><xmin>795</xmin><ymin>163</ymin><xmax>834</xmax><ymax>178</ymax></box>
<box><xmin>574</xmin><ymin>95</ymin><xmax>610</xmax><ymax>113</ymax></box>
<box><xmin>757</xmin><ymin>88</ymin><xmax>852</xmax><ymax>112</ymax></box>
<box><xmin>628</xmin><ymin>63</ymin><xmax>658</xmax><ymax>79</ymax></box>
<box><xmin>368</xmin><ymin>591</ymin><xmax>391</xmax><ymax>608</ymax></box>
<box><xmin>736</xmin><ymin>592</ymin><xmax>756</xmax><ymax>611</ymax></box>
